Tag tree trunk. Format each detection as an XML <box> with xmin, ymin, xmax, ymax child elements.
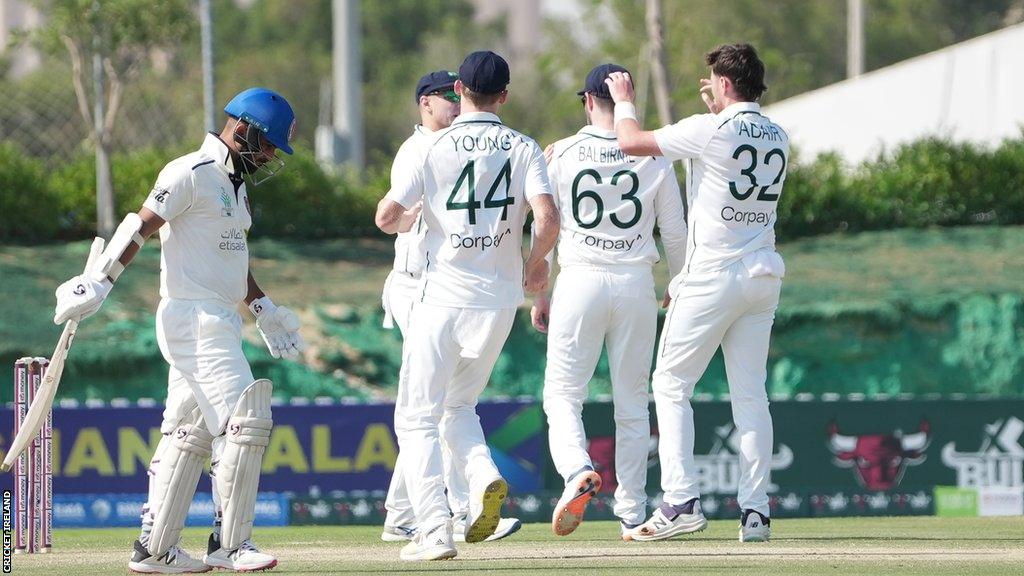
<box><xmin>93</xmin><ymin>35</ymin><xmax>115</xmax><ymax>238</ymax></box>
<box><xmin>645</xmin><ymin>0</ymin><xmax>674</xmax><ymax>126</ymax></box>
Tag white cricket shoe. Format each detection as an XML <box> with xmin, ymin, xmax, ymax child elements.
<box><xmin>464</xmin><ymin>477</ymin><xmax>508</xmax><ymax>543</ymax></box>
<box><xmin>620</xmin><ymin>521</ymin><xmax>642</xmax><ymax>541</ymax></box>
<box><xmin>128</xmin><ymin>539</ymin><xmax>211</xmax><ymax>574</ymax></box>
<box><xmin>454</xmin><ymin>516</ymin><xmax>522</xmax><ymax>542</ymax></box>
<box><xmin>551</xmin><ymin>470</ymin><xmax>602</xmax><ymax>536</ymax></box>
<box><xmin>399</xmin><ymin>520</ymin><xmax>457</xmax><ymax>561</ymax></box>
<box><xmin>631</xmin><ymin>499</ymin><xmax>708</xmax><ymax>542</ymax></box>
<box><xmin>739</xmin><ymin>509</ymin><xmax>771</xmax><ymax>542</ymax></box>
<box><xmin>204</xmin><ymin>534</ymin><xmax>278</xmax><ymax>572</ymax></box>
<box><xmin>380</xmin><ymin>525</ymin><xmax>417</xmax><ymax>542</ymax></box>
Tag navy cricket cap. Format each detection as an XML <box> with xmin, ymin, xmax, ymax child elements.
<box><xmin>578</xmin><ymin>63</ymin><xmax>630</xmax><ymax>99</ymax></box>
<box><xmin>415</xmin><ymin>70</ymin><xmax>458</xmax><ymax>103</ymax></box>
<box><xmin>459</xmin><ymin>51</ymin><xmax>510</xmax><ymax>95</ymax></box>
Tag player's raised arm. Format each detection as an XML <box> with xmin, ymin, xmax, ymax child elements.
<box><xmin>604</xmin><ymin>72</ymin><xmax>662</xmax><ymax>157</ymax></box>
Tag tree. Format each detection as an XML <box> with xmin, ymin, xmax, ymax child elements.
<box><xmin>23</xmin><ymin>0</ymin><xmax>194</xmax><ymax>237</ymax></box>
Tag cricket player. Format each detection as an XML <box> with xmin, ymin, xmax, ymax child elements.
<box><xmin>605</xmin><ymin>43</ymin><xmax>788</xmax><ymax>543</ymax></box>
<box><xmin>54</xmin><ymin>88</ymin><xmax>304</xmax><ymax>572</ymax></box>
<box><xmin>536</xmin><ymin>63</ymin><xmax>687</xmax><ymax>540</ymax></box>
<box><xmin>375</xmin><ymin>50</ymin><xmax>559</xmax><ymax>561</ymax></box>
<box><xmin>380</xmin><ymin>69</ymin><xmax>521</xmax><ymax>544</ymax></box>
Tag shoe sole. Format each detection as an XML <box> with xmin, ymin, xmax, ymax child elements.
<box><xmin>203</xmin><ymin>558</ymin><xmax>278</xmax><ymax>572</ymax></box>
<box><xmin>126</xmin><ymin>561</ymin><xmax>208</xmax><ymax>569</ymax></box>
<box><xmin>740</xmin><ymin>529</ymin><xmax>771</xmax><ymax>543</ymax></box>
<box><xmin>465</xmin><ymin>478</ymin><xmax>508</xmax><ymax>543</ymax></box>
<box><xmin>484</xmin><ymin>519</ymin><xmax>523</xmax><ymax>542</ymax></box>
<box><xmin>399</xmin><ymin>547</ymin><xmax>458</xmax><ymax>561</ymax></box>
<box><xmin>552</xmin><ymin>471</ymin><xmax>602</xmax><ymax>536</ymax></box>
<box><xmin>128</xmin><ymin>562</ymin><xmax>212</xmax><ymax>574</ymax></box>
<box><xmin>631</xmin><ymin>516</ymin><xmax>708</xmax><ymax>542</ymax></box>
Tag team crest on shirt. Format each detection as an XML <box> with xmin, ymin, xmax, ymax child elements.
<box><xmin>219</xmin><ymin>188</ymin><xmax>233</xmax><ymax>217</ymax></box>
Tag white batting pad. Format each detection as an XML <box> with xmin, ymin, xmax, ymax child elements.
<box><xmin>147</xmin><ymin>400</ymin><xmax>214</xmax><ymax>556</ymax></box>
<box><xmin>96</xmin><ymin>212</ymin><xmax>145</xmax><ymax>282</ymax></box>
<box><xmin>217</xmin><ymin>379</ymin><xmax>273</xmax><ymax>550</ymax></box>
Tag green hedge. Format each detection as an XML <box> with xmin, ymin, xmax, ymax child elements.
<box><xmin>779</xmin><ymin>138</ymin><xmax>1024</xmax><ymax>238</ymax></box>
<box><xmin>1</xmin><ymin>137</ymin><xmax>1021</xmax><ymax>241</ymax></box>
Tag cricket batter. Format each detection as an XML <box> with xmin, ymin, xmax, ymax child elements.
<box><xmin>380</xmin><ymin>69</ymin><xmax>521</xmax><ymax>544</ymax></box>
<box><xmin>54</xmin><ymin>88</ymin><xmax>304</xmax><ymax>572</ymax></box>
<box><xmin>536</xmin><ymin>63</ymin><xmax>687</xmax><ymax>540</ymax></box>
<box><xmin>605</xmin><ymin>44</ymin><xmax>788</xmax><ymax>543</ymax></box>
<box><xmin>375</xmin><ymin>50</ymin><xmax>559</xmax><ymax>561</ymax></box>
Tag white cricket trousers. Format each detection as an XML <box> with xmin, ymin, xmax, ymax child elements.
<box><xmin>154</xmin><ymin>298</ymin><xmax>257</xmax><ymax>520</ymax></box>
<box><xmin>542</xmin><ymin>265</ymin><xmax>656</xmax><ymax>526</ymax></box>
<box><xmin>380</xmin><ymin>271</ymin><xmax>469</xmax><ymax>527</ymax></box>
<box><xmin>394</xmin><ymin>302</ymin><xmax>515</xmax><ymax>530</ymax></box>
<box><xmin>653</xmin><ymin>255</ymin><xmax>782</xmax><ymax>517</ymax></box>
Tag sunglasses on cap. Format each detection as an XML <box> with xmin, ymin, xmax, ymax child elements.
<box><xmin>428</xmin><ymin>89</ymin><xmax>460</xmax><ymax>103</ymax></box>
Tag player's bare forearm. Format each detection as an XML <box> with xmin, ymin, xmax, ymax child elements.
<box><xmin>615</xmin><ymin>120</ymin><xmax>663</xmax><ymax>157</ymax></box>
<box><xmin>527</xmin><ymin>195</ymin><xmax>559</xmax><ymax>263</ymax></box>
<box><xmin>375</xmin><ymin>198</ymin><xmax>408</xmax><ymax>235</ymax></box>
<box><xmin>244</xmin><ymin>271</ymin><xmax>266</xmax><ymax>306</ymax></box>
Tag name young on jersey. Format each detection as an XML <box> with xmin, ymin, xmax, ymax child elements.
<box><xmin>449</xmin><ymin>134</ymin><xmax>513</xmax><ymax>153</ymax></box>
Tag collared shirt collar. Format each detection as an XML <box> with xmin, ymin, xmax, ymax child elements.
<box><xmin>718</xmin><ymin>101</ymin><xmax>761</xmax><ymax>119</ymax></box>
<box><xmin>200</xmin><ymin>132</ymin><xmax>239</xmax><ymax>175</ymax></box>
<box><xmin>578</xmin><ymin>125</ymin><xmax>616</xmax><ymax>140</ymax></box>
<box><xmin>452</xmin><ymin>111</ymin><xmax>502</xmax><ymax>125</ymax></box>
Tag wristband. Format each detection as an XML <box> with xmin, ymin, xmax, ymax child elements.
<box><xmin>614</xmin><ymin>102</ymin><xmax>638</xmax><ymax>125</ymax></box>
<box><xmin>248</xmin><ymin>296</ymin><xmax>275</xmax><ymax>317</ymax></box>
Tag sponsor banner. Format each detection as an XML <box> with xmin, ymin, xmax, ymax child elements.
<box><xmin>564</xmin><ymin>400</ymin><xmax>1024</xmax><ymax>501</ymax></box>
<box><xmin>978</xmin><ymin>486</ymin><xmax>1024</xmax><ymax>517</ymax></box>
<box><xmin>807</xmin><ymin>490</ymin><xmax>934</xmax><ymax>517</ymax></box>
<box><xmin>0</xmin><ymin>401</ymin><xmax>542</xmax><ymax>495</ymax></box>
<box><xmin>934</xmin><ymin>486</ymin><xmax>978</xmax><ymax>517</ymax></box>
<box><xmin>54</xmin><ymin>493</ymin><xmax>289</xmax><ymax>528</ymax></box>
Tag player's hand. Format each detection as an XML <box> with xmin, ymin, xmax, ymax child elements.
<box><xmin>699</xmin><ymin>78</ymin><xmax>723</xmax><ymax>114</ymax></box>
<box><xmin>531</xmin><ymin>292</ymin><xmax>551</xmax><ymax>333</ymax></box>
<box><xmin>397</xmin><ymin>201</ymin><xmax>422</xmax><ymax>234</ymax></box>
<box><xmin>54</xmin><ymin>273</ymin><xmax>112</xmax><ymax>324</ymax></box>
<box><xmin>523</xmin><ymin>257</ymin><xmax>550</xmax><ymax>294</ymax></box>
<box><xmin>661</xmin><ymin>288</ymin><xmax>672</xmax><ymax>309</ymax></box>
<box><xmin>251</xmin><ymin>297</ymin><xmax>306</xmax><ymax>360</ymax></box>
<box><xmin>604</xmin><ymin>71</ymin><xmax>635</xmax><ymax>104</ymax></box>
<box><xmin>543</xmin><ymin>143</ymin><xmax>555</xmax><ymax>164</ymax></box>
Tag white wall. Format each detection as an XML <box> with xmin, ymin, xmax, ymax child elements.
<box><xmin>763</xmin><ymin>24</ymin><xmax>1024</xmax><ymax>165</ymax></box>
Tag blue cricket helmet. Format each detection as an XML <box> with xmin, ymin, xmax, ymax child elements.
<box><xmin>224</xmin><ymin>87</ymin><xmax>296</xmax><ymax>155</ymax></box>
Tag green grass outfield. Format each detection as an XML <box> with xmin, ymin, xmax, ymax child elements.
<box><xmin>10</xmin><ymin>518</ymin><xmax>1023</xmax><ymax>575</ymax></box>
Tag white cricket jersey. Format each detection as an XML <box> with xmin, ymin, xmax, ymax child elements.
<box><xmin>387</xmin><ymin>111</ymin><xmax>553</xmax><ymax>309</ymax></box>
<box><xmin>548</xmin><ymin>125</ymin><xmax>687</xmax><ymax>277</ymax></box>
<box><xmin>653</xmin><ymin>102</ymin><xmax>789</xmax><ymax>275</ymax></box>
<box><xmin>142</xmin><ymin>133</ymin><xmax>252</xmax><ymax>304</ymax></box>
<box><xmin>390</xmin><ymin>125</ymin><xmax>434</xmax><ymax>276</ymax></box>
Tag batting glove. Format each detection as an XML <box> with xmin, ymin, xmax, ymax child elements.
<box><xmin>54</xmin><ymin>273</ymin><xmax>112</xmax><ymax>324</ymax></box>
<box><xmin>250</xmin><ymin>296</ymin><xmax>306</xmax><ymax>360</ymax></box>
